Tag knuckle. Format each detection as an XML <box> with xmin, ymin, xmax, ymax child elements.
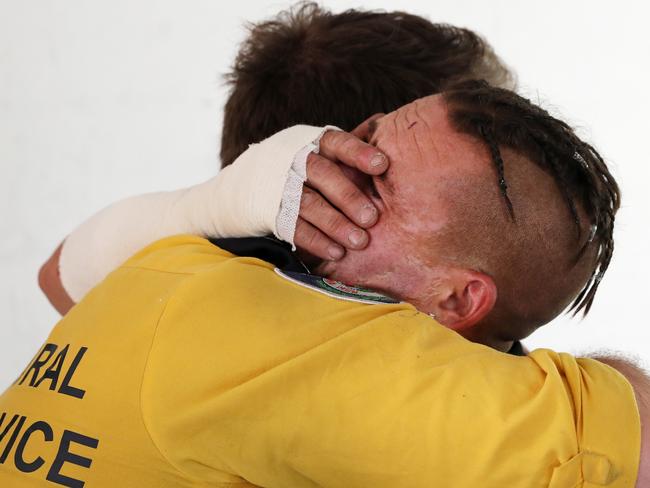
<box><xmin>307</xmin><ymin>191</ymin><xmax>328</xmax><ymax>214</ymax></box>
<box><xmin>300</xmin><ymin>187</ymin><xmax>317</xmax><ymax>208</ymax></box>
<box><xmin>321</xmin><ymin>216</ymin><xmax>341</xmax><ymax>233</ymax></box>
<box><xmin>295</xmin><ymin>221</ymin><xmax>316</xmax><ymax>247</ymax></box>
<box><xmin>305</xmin><ymin>228</ymin><xmax>324</xmax><ymax>251</ymax></box>
<box><xmin>320</xmin><ymin>130</ymin><xmax>335</xmax><ymax>145</ymax></box>
<box><xmin>318</xmin><ymin>131</ymin><xmax>337</xmax><ymax>153</ymax></box>
<box><xmin>307</xmin><ymin>155</ymin><xmax>330</xmax><ymax>180</ymax></box>
<box><xmin>324</xmin><ymin>212</ymin><xmax>346</xmax><ymax>233</ymax></box>
<box><xmin>306</xmin><ymin>152</ymin><xmax>319</xmax><ymax>169</ymax></box>
<box><xmin>340</xmin><ymin>135</ymin><xmax>361</xmax><ymax>157</ymax></box>
<box><xmin>300</xmin><ymin>189</ymin><xmax>327</xmax><ymax>220</ymax></box>
<box><xmin>339</xmin><ymin>184</ymin><xmax>362</xmax><ymax>204</ymax></box>
<box><xmin>326</xmin><ymin>129</ymin><xmax>345</xmax><ymax>145</ymax></box>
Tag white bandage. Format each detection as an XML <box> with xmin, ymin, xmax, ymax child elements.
<box><xmin>275</xmin><ymin>125</ymin><xmax>340</xmax><ymax>247</ymax></box>
<box><xmin>59</xmin><ymin>124</ymin><xmax>338</xmax><ymax>302</ymax></box>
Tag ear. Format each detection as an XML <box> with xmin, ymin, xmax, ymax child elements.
<box><xmin>433</xmin><ymin>269</ymin><xmax>497</xmax><ymax>332</ymax></box>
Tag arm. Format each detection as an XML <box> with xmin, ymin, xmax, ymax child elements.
<box><xmin>592</xmin><ymin>356</ymin><xmax>649</xmax><ymax>488</ymax></box>
<box><xmin>38</xmin><ymin>243</ymin><xmax>74</xmax><ymax>315</ymax></box>
<box><xmin>40</xmin><ymin>124</ymin><xmax>388</xmax><ymax>313</ymax></box>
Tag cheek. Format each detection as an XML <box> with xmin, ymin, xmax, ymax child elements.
<box><xmin>336</xmin><ymin>221</ymin><xmax>405</xmax><ymax>282</ymax></box>
<box><xmin>318</xmin><ymin>222</ymin><xmax>392</xmax><ymax>283</ymax></box>
<box><xmin>393</xmin><ymin>187</ymin><xmax>449</xmax><ymax>238</ymax></box>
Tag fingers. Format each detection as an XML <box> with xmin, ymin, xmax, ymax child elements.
<box><xmin>294</xmin><ymin>217</ymin><xmax>345</xmax><ymax>262</ymax></box>
<box><xmin>319</xmin><ymin>130</ymin><xmax>388</xmax><ymax>176</ymax></box>
<box><xmin>306</xmin><ymin>154</ymin><xmax>378</xmax><ymax>228</ymax></box>
<box><xmin>292</xmin><ymin>125</ymin><xmax>388</xmax><ymax>260</ymax></box>
<box><xmin>297</xmin><ymin>187</ymin><xmax>370</xmax><ymax>259</ymax></box>
<box><xmin>350</xmin><ymin>113</ymin><xmax>385</xmax><ymax>141</ymax></box>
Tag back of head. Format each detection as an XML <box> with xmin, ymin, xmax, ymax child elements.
<box><xmin>440</xmin><ymin>80</ymin><xmax>620</xmax><ymax>339</ymax></box>
<box><xmin>220</xmin><ymin>1</ymin><xmax>514</xmax><ymax>166</ymax></box>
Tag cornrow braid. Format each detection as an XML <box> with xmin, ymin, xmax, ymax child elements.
<box><xmin>533</xmin><ymin>136</ymin><xmax>581</xmax><ymax>236</ymax></box>
<box><xmin>443</xmin><ymin>79</ymin><xmax>621</xmax><ymax>316</ymax></box>
<box><xmin>478</xmin><ymin>124</ymin><xmax>515</xmax><ymax>221</ymax></box>
<box><xmin>570</xmin><ymin>141</ymin><xmax>619</xmax><ymax>314</ymax></box>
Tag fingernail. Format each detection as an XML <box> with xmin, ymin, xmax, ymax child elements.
<box><xmin>328</xmin><ymin>244</ymin><xmax>345</xmax><ymax>260</ymax></box>
<box><xmin>348</xmin><ymin>229</ymin><xmax>367</xmax><ymax>247</ymax></box>
<box><xmin>370</xmin><ymin>153</ymin><xmax>387</xmax><ymax>168</ymax></box>
<box><xmin>359</xmin><ymin>205</ymin><xmax>377</xmax><ymax>225</ymax></box>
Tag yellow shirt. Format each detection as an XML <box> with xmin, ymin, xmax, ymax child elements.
<box><xmin>0</xmin><ymin>235</ymin><xmax>641</xmax><ymax>487</ymax></box>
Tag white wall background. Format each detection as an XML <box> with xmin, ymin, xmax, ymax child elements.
<box><xmin>1</xmin><ymin>0</ymin><xmax>649</xmax><ymax>390</ymax></box>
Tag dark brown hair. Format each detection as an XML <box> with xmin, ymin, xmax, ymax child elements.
<box><xmin>220</xmin><ymin>2</ymin><xmax>514</xmax><ymax>166</ymax></box>
<box><xmin>443</xmin><ymin>80</ymin><xmax>620</xmax><ymax>316</ymax></box>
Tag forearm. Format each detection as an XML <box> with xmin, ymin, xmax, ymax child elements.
<box><xmin>58</xmin><ymin>185</ymin><xmax>223</xmax><ymax>302</ymax></box>
<box><xmin>50</xmin><ymin>125</ymin><xmax>333</xmax><ymax>305</ymax></box>
<box><xmin>591</xmin><ymin>355</ymin><xmax>649</xmax><ymax>488</ymax></box>
<box><xmin>38</xmin><ymin>243</ymin><xmax>75</xmax><ymax>315</ymax></box>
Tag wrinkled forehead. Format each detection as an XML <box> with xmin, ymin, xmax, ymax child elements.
<box><xmin>369</xmin><ymin>95</ymin><xmax>490</xmax><ymax>190</ymax></box>
<box><xmin>370</xmin><ymin>95</ymin><xmax>445</xmax><ymax>142</ymax></box>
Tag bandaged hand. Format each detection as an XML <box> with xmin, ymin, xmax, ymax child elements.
<box><xmin>289</xmin><ymin>115</ymin><xmax>388</xmax><ymax>261</ymax></box>
<box><xmin>47</xmin><ymin>117</ymin><xmax>388</xmax><ymax>308</ymax></box>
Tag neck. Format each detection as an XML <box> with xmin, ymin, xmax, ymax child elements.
<box><xmin>316</xmin><ymin>248</ymin><xmax>432</xmax><ymax>305</ymax></box>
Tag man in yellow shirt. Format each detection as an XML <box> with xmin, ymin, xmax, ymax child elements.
<box><xmin>0</xmin><ymin>234</ymin><xmax>640</xmax><ymax>487</ymax></box>
<box><xmin>2</xmin><ymin>83</ymin><xmax>647</xmax><ymax>486</ymax></box>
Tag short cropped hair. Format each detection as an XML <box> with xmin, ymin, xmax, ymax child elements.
<box><xmin>220</xmin><ymin>2</ymin><xmax>514</xmax><ymax>166</ymax></box>
<box><xmin>443</xmin><ymin>80</ymin><xmax>620</xmax><ymax>325</ymax></box>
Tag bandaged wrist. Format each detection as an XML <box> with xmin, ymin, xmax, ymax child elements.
<box><xmin>200</xmin><ymin>124</ymin><xmax>338</xmax><ymax>238</ymax></box>
<box><xmin>275</xmin><ymin>125</ymin><xmax>340</xmax><ymax>247</ymax></box>
<box><xmin>59</xmin><ymin>125</ymin><xmax>336</xmax><ymax>302</ymax></box>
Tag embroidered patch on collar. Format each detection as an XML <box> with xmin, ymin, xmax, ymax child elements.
<box><xmin>275</xmin><ymin>268</ymin><xmax>400</xmax><ymax>305</ymax></box>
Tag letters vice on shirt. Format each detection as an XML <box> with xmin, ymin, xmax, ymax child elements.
<box><xmin>0</xmin><ymin>343</ymin><xmax>98</xmax><ymax>488</ymax></box>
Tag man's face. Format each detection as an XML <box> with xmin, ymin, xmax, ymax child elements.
<box><xmin>317</xmin><ymin>95</ymin><xmax>495</xmax><ymax>309</ymax></box>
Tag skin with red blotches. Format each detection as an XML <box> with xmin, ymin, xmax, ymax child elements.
<box><xmin>317</xmin><ymin>95</ymin><xmax>505</xmax><ymax>347</ymax></box>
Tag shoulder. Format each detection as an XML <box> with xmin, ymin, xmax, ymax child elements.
<box><xmin>122</xmin><ymin>234</ymin><xmax>236</xmax><ymax>275</ymax></box>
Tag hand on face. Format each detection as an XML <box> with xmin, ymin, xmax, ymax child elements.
<box><xmin>314</xmin><ymin>96</ymin><xmax>504</xmax><ymax>347</ymax></box>
<box><xmin>293</xmin><ymin>114</ymin><xmax>386</xmax><ymax>263</ymax></box>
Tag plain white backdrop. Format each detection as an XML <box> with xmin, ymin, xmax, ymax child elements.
<box><xmin>1</xmin><ymin>0</ymin><xmax>649</xmax><ymax>390</ymax></box>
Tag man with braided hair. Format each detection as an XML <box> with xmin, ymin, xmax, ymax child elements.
<box><xmin>2</xmin><ymin>82</ymin><xmax>645</xmax><ymax>486</ymax></box>
<box><xmin>38</xmin><ymin>3</ymin><xmax>517</xmax><ymax>318</ymax></box>
<box><xmin>306</xmin><ymin>80</ymin><xmax>619</xmax><ymax>350</ymax></box>
<box><xmin>420</xmin><ymin>80</ymin><xmax>619</xmax><ymax>341</ymax></box>
<box><xmin>4</xmin><ymin>3</ymin><xmax>643</xmax><ymax>486</ymax></box>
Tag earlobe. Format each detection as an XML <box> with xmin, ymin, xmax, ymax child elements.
<box><xmin>435</xmin><ymin>270</ymin><xmax>497</xmax><ymax>332</ymax></box>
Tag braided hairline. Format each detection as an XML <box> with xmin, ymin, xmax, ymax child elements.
<box><xmin>442</xmin><ymin>80</ymin><xmax>620</xmax><ymax>316</ymax></box>
<box><xmin>478</xmin><ymin>125</ymin><xmax>515</xmax><ymax>221</ymax></box>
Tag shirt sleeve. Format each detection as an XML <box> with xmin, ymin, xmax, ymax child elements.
<box><xmin>140</xmin><ymin>259</ymin><xmax>641</xmax><ymax>487</ymax></box>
